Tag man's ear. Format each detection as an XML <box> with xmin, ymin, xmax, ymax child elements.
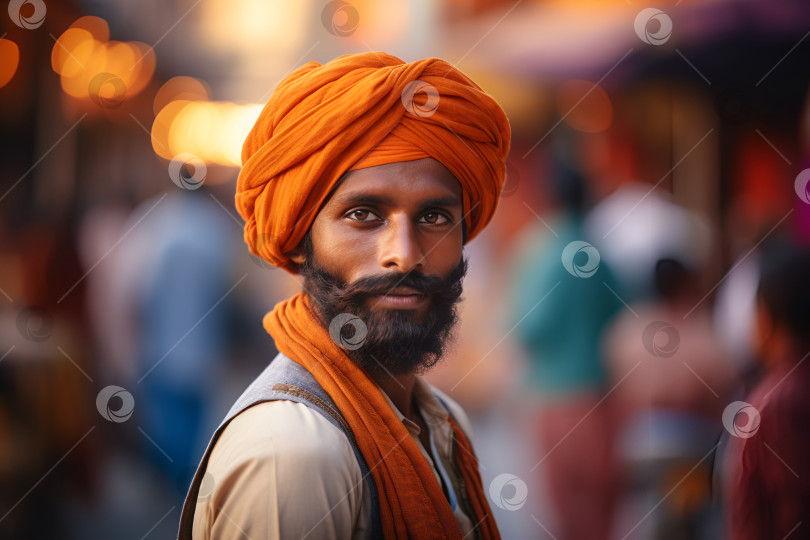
<box><xmin>287</xmin><ymin>247</ymin><xmax>306</xmax><ymax>265</ymax></box>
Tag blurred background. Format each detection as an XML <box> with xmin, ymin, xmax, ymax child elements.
<box><xmin>1</xmin><ymin>0</ymin><xmax>809</xmax><ymax>538</ymax></box>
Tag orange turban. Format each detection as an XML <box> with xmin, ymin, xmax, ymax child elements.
<box><xmin>235</xmin><ymin>52</ymin><xmax>511</xmax><ymax>273</ymax></box>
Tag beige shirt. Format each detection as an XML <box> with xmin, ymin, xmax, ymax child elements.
<box><xmin>192</xmin><ymin>377</ymin><xmax>477</xmax><ymax>539</ymax></box>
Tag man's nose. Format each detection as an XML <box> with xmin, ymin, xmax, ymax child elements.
<box><xmin>378</xmin><ymin>213</ymin><xmax>424</xmax><ymax>273</ymax></box>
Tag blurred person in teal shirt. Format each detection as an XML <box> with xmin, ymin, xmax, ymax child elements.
<box><xmin>509</xmin><ymin>154</ymin><xmax>622</xmax><ymax>540</ymax></box>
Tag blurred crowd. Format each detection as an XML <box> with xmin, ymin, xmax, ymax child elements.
<box><xmin>2</xmin><ymin>0</ymin><xmax>810</xmax><ymax>538</ymax></box>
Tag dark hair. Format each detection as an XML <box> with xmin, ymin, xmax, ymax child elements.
<box><xmin>654</xmin><ymin>258</ymin><xmax>691</xmax><ymax>301</ymax></box>
<box><xmin>757</xmin><ymin>237</ymin><xmax>810</xmax><ymax>347</ymax></box>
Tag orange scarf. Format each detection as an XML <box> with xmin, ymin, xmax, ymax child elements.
<box><xmin>264</xmin><ymin>292</ymin><xmax>500</xmax><ymax>539</ymax></box>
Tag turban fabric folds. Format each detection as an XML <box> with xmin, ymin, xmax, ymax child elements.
<box><xmin>235</xmin><ymin>52</ymin><xmax>511</xmax><ymax>273</ymax></box>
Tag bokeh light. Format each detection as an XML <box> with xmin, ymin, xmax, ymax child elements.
<box><xmin>153</xmin><ymin>76</ymin><xmax>211</xmax><ymax>116</ymax></box>
<box><xmin>151</xmin><ymin>96</ymin><xmax>262</xmax><ymax>167</ymax></box>
<box><xmin>0</xmin><ymin>39</ymin><xmax>20</xmax><ymax>89</ymax></box>
<box><xmin>557</xmin><ymin>79</ymin><xmax>613</xmax><ymax>133</ymax></box>
<box><xmin>51</xmin><ymin>16</ymin><xmax>155</xmax><ymax>106</ymax></box>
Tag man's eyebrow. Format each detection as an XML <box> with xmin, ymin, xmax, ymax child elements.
<box><xmin>334</xmin><ymin>193</ymin><xmax>462</xmax><ymax>209</ymax></box>
<box><xmin>419</xmin><ymin>196</ymin><xmax>462</xmax><ymax>209</ymax></box>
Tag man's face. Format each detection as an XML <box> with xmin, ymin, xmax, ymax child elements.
<box><xmin>291</xmin><ymin>157</ymin><xmax>467</xmax><ymax>376</ymax></box>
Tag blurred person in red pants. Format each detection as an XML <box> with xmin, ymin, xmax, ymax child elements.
<box><xmin>509</xmin><ymin>159</ymin><xmax>622</xmax><ymax>540</ymax></box>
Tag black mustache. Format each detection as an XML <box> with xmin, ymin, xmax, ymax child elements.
<box><xmin>341</xmin><ymin>270</ymin><xmax>449</xmax><ymax>300</ymax></box>
<box><xmin>300</xmin><ymin>253</ymin><xmax>468</xmax><ymax>375</ymax></box>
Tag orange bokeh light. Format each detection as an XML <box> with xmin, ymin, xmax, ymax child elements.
<box><xmin>151</xmin><ymin>99</ymin><xmax>193</xmax><ymax>159</ymax></box>
<box><xmin>70</xmin><ymin>15</ymin><xmax>110</xmax><ymax>42</ymax></box>
<box><xmin>51</xmin><ymin>17</ymin><xmax>154</xmax><ymax>107</ymax></box>
<box><xmin>153</xmin><ymin>76</ymin><xmax>211</xmax><ymax>117</ymax></box>
<box><xmin>0</xmin><ymin>39</ymin><xmax>20</xmax><ymax>89</ymax></box>
<box><xmin>152</xmin><ymin>98</ymin><xmax>263</xmax><ymax>166</ymax></box>
<box><xmin>557</xmin><ymin>80</ymin><xmax>614</xmax><ymax>133</ymax></box>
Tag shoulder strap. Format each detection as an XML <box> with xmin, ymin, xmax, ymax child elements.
<box><xmin>177</xmin><ymin>353</ymin><xmax>382</xmax><ymax>539</ymax></box>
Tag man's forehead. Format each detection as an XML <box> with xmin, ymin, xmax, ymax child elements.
<box><xmin>327</xmin><ymin>158</ymin><xmax>463</xmax><ymax>205</ymax></box>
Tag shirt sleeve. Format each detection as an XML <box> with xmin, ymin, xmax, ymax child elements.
<box><xmin>192</xmin><ymin>400</ymin><xmax>368</xmax><ymax>540</ymax></box>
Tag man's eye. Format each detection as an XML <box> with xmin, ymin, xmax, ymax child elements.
<box><xmin>421</xmin><ymin>212</ymin><xmax>449</xmax><ymax>224</ymax></box>
<box><xmin>348</xmin><ymin>209</ymin><xmax>378</xmax><ymax>221</ymax></box>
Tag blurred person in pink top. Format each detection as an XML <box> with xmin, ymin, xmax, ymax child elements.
<box><xmin>604</xmin><ymin>257</ymin><xmax>739</xmax><ymax>539</ymax></box>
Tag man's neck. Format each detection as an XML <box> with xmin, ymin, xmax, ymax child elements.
<box><xmin>374</xmin><ymin>371</ymin><xmax>417</xmax><ymax>421</ymax></box>
<box><xmin>372</xmin><ymin>370</ymin><xmax>435</xmax><ymax>465</ymax></box>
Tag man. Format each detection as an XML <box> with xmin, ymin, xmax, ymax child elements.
<box><xmin>725</xmin><ymin>238</ymin><xmax>810</xmax><ymax>539</ymax></box>
<box><xmin>177</xmin><ymin>52</ymin><xmax>510</xmax><ymax>539</ymax></box>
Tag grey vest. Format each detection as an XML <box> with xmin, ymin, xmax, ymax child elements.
<box><xmin>177</xmin><ymin>353</ymin><xmax>383</xmax><ymax>539</ymax></box>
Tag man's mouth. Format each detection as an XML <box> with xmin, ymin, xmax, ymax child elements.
<box><xmin>371</xmin><ymin>286</ymin><xmax>428</xmax><ymax>309</ymax></box>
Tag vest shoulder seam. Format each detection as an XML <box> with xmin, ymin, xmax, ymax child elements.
<box><xmin>271</xmin><ymin>382</ymin><xmax>352</xmax><ymax>433</ymax></box>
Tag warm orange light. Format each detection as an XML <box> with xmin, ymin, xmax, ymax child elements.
<box><xmin>127</xmin><ymin>42</ymin><xmax>156</xmax><ymax>96</ymax></box>
<box><xmin>0</xmin><ymin>39</ymin><xmax>20</xmax><ymax>89</ymax></box>
<box><xmin>70</xmin><ymin>15</ymin><xmax>110</xmax><ymax>42</ymax></box>
<box><xmin>51</xmin><ymin>17</ymin><xmax>154</xmax><ymax>107</ymax></box>
<box><xmin>152</xmin><ymin>99</ymin><xmax>263</xmax><ymax>166</ymax></box>
<box><xmin>557</xmin><ymin>80</ymin><xmax>613</xmax><ymax>133</ymax></box>
<box><xmin>152</xmin><ymin>99</ymin><xmax>194</xmax><ymax>159</ymax></box>
<box><xmin>153</xmin><ymin>76</ymin><xmax>210</xmax><ymax>116</ymax></box>
<box><xmin>52</xmin><ymin>29</ymin><xmax>95</xmax><ymax>76</ymax></box>
<box><xmin>60</xmin><ymin>39</ymin><xmax>106</xmax><ymax>98</ymax></box>
<box><xmin>349</xmin><ymin>0</ymin><xmax>410</xmax><ymax>46</ymax></box>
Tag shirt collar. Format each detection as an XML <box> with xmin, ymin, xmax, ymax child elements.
<box><xmin>377</xmin><ymin>376</ymin><xmax>450</xmax><ymax>436</ymax></box>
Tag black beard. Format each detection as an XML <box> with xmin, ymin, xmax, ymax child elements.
<box><xmin>298</xmin><ymin>241</ymin><xmax>467</xmax><ymax>378</ymax></box>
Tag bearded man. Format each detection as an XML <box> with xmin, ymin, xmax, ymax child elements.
<box><xmin>178</xmin><ymin>52</ymin><xmax>511</xmax><ymax>540</ymax></box>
